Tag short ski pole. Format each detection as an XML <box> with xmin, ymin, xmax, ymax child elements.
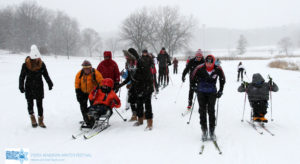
<box><xmin>174</xmin><ymin>82</ymin><xmax>184</xmax><ymax>103</ymax></box>
<box><xmin>187</xmin><ymin>95</ymin><xmax>197</xmax><ymax>124</ymax></box>
<box><xmin>215</xmin><ymin>98</ymin><xmax>219</xmax><ymax>126</ymax></box>
<box><xmin>268</xmin><ymin>75</ymin><xmax>274</xmax><ymax>122</ymax></box>
<box><xmin>114</xmin><ymin>108</ymin><xmax>127</xmax><ymax>121</ymax></box>
<box><xmin>241</xmin><ymin>92</ymin><xmax>247</xmax><ymax>122</ymax></box>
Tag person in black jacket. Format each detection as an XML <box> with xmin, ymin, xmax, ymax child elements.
<box><xmin>182</xmin><ymin>49</ymin><xmax>205</xmax><ymax>109</ymax></box>
<box><xmin>19</xmin><ymin>45</ymin><xmax>53</xmax><ymax>128</ymax></box>
<box><xmin>191</xmin><ymin>54</ymin><xmax>225</xmax><ymax>141</ymax></box>
<box><xmin>118</xmin><ymin>48</ymin><xmax>154</xmax><ymax>130</ymax></box>
<box><xmin>157</xmin><ymin>47</ymin><xmax>171</xmax><ymax>87</ymax></box>
<box><xmin>238</xmin><ymin>73</ymin><xmax>278</xmax><ymax>122</ymax></box>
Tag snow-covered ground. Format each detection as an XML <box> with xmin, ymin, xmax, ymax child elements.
<box><xmin>1</xmin><ymin>52</ymin><xmax>300</xmax><ymax>164</ymax></box>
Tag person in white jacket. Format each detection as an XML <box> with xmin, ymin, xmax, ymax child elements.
<box><xmin>237</xmin><ymin>62</ymin><xmax>246</xmax><ymax>82</ymax></box>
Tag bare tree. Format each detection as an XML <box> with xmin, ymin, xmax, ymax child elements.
<box><xmin>0</xmin><ymin>7</ymin><xmax>16</xmax><ymax>51</ymax></box>
<box><xmin>81</xmin><ymin>28</ymin><xmax>102</xmax><ymax>57</ymax></box>
<box><xmin>278</xmin><ymin>37</ymin><xmax>292</xmax><ymax>56</ymax></box>
<box><xmin>237</xmin><ymin>35</ymin><xmax>247</xmax><ymax>55</ymax></box>
<box><xmin>105</xmin><ymin>37</ymin><xmax>121</xmax><ymax>57</ymax></box>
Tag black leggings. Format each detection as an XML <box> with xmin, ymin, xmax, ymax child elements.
<box><xmin>197</xmin><ymin>92</ymin><xmax>217</xmax><ymax>130</ymax></box>
<box><xmin>137</xmin><ymin>92</ymin><xmax>153</xmax><ymax>119</ymax></box>
<box><xmin>238</xmin><ymin>69</ymin><xmax>244</xmax><ymax>80</ymax></box>
<box><xmin>27</xmin><ymin>99</ymin><xmax>43</xmax><ymax>117</ymax></box>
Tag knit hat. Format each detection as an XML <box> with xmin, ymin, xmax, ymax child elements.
<box><xmin>81</xmin><ymin>60</ymin><xmax>92</xmax><ymax>68</ymax></box>
<box><xmin>29</xmin><ymin>44</ymin><xmax>41</xmax><ymax>59</ymax></box>
<box><xmin>195</xmin><ymin>49</ymin><xmax>203</xmax><ymax>57</ymax></box>
<box><xmin>142</xmin><ymin>49</ymin><xmax>148</xmax><ymax>54</ymax></box>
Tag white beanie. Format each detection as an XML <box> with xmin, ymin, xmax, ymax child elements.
<box><xmin>29</xmin><ymin>44</ymin><xmax>41</xmax><ymax>59</ymax></box>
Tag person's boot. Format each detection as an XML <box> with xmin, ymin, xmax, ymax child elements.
<box><xmin>201</xmin><ymin>126</ymin><xmax>208</xmax><ymax>141</ymax></box>
<box><xmin>129</xmin><ymin>112</ymin><xmax>137</xmax><ymax>122</ymax></box>
<box><xmin>145</xmin><ymin>119</ymin><xmax>153</xmax><ymax>130</ymax></box>
<box><xmin>209</xmin><ymin>126</ymin><xmax>216</xmax><ymax>141</ymax></box>
<box><xmin>133</xmin><ymin>117</ymin><xmax>143</xmax><ymax>126</ymax></box>
<box><xmin>259</xmin><ymin>114</ymin><xmax>268</xmax><ymax>123</ymax></box>
<box><xmin>30</xmin><ymin>114</ymin><xmax>38</xmax><ymax>128</ymax></box>
<box><xmin>38</xmin><ymin>116</ymin><xmax>46</xmax><ymax>128</ymax></box>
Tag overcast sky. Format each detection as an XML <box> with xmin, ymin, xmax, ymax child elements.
<box><xmin>1</xmin><ymin>0</ymin><xmax>300</xmax><ymax>33</ymax></box>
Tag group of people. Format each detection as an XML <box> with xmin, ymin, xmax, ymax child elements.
<box><xmin>19</xmin><ymin>45</ymin><xmax>278</xmax><ymax>140</ymax></box>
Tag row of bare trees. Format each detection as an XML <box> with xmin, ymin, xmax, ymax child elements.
<box><xmin>0</xmin><ymin>1</ymin><xmax>102</xmax><ymax>58</ymax></box>
<box><xmin>121</xmin><ymin>7</ymin><xmax>196</xmax><ymax>56</ymax></box>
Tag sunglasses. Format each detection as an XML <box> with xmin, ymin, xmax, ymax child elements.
<box><xmin>206</xmin><ymin>58</ymin><xmax>214</xmax><ymax>63</ymax></box>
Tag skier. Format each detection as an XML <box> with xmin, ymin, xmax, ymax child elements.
<box><xmin>237</xmin><ymin>62</ymin><xmax>246</xmax><ymax>82</ymax></box>
<box><xmin>191</xmin><ymin>54</ymin><xmax>226</xmax><ymax>141</ymax></box>
<box><xmin>97</xmin><ymin>51</ymin><xmax>120</xmax><ymax>92</ymax></box>
<box><xmin>19</xmin><ymin>44</ymin><xmax>53</xmax><ymax>128</ymax></box>
<box><xmin>215</xmin><ymin>58</ymin><xmax>221</xmax><ymax>66</ymax></box>
<box><xmin>157</xmin><ymin>47</ymin><xmax>171</xmax><ymax>87</ymax></box>
<box><xmin>172</xmin><ymin>57</ymin><xmax>179</xmax><ymax>74</ymax></box>
<box><xmin>84</xmin><ymin>78</ymin><xmax>121</xmax><ymax>128</ymax></box>
<box><xmin>238</xmin><ymin>74</ymin><xmax>278</xmax><ymax>122</ymax></box>
<box><xmin>118</xmin><ymin>48</ymin><xmax>154</xmax><ymax>130</ymax></box>
<box><xmin>182</xmin><ymin>49</ymin><xmax>205</xmax><ymax>109</ymax></box>
<box><xmin>75</xmin><ymin>60</ymin><xmax>103</xmax><ymax>126</ymax></box>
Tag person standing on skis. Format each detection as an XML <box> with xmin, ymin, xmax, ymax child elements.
<box><xmin>172</xmin><ymin>57</ymin><xmax>179</xmax><ymax>74</ymax></box>
<box><xmin>191</xmin><ymin>54</ymin><xmax>226</xmax><ymax>141</ymax></box>
<box><xmin>237</xmin><ymin>62</ymin><xmax>246</xmax><ymax>82</ymax></box>
<box><xmin>157</xmin><ymin>47</ymin><xmax>171</xmax><ymax>87</ymax></box>
<box><xmin>238</xmin><ymin>74</ymin><xmax>278</xmax><ymax>122</ymax></box>
<box><xmin>182</xmin><ymin>49</ymin><xmax>205</xmax><ymax>110</ymax></box>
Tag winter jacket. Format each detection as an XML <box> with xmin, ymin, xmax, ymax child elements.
<box><xmin>75</xmin><ymin>69</ymin><xmax>103</xmax><ymax>94</ymax></box>
<box><xmin>89</xmin><ymin>87</ymin><xmax>121</xmax><ymax>109</ymax></box>
<box><xmin>19</xmin><ymin>57</ymin><xmax>53</xmax><ymax>99</ymax></box>
<box><xmin>238</xmin><ymin>73</ymin><xmax>278</xmax><ymax>101</ymax></box>
<box><xmin>97</xmin><ymin>54</ymin><xmax>120</xmax><ymax>83</ymax></box>
<box><xmin>157</xmin><ymin>52</ymin><xmax>171</xmax><ymax>68</ymax></box>
<box><xmin>182</xmin><ymin>57</ymin><xmax>205</xmax><ymax>79</ymax></box>
<box><xmin>238</xmin><ymin>64</ymin><xmax>245</xmax><ymax>72</ymax></box>
<box><xmin>173</xmin><ymin>59</ymin><xmax>178</xmax><ymax>67</ymax></box>
<box><xmin>191</xmin><ymin>65</ymin><xmax>226</xmax><ymax>93</ymax></box>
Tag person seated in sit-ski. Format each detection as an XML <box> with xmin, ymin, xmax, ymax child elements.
<box><xmin>85</xmin><ymin>78</ymin><xmax>121</xmax><ymax>128</ymax></box>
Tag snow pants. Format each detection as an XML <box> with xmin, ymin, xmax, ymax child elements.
<box><xmin>237</xmin><ymin>69</ymin><xmax>244</xmax><ymax>81</ymax></box>
<box><xmin>197</xmin><ymin>92</ymin><xmax>217</xmax><ymax>130</ymax></box>
<box><xmin>250</xmin><ymin>100</ymin><xmax>268</xmax><ymax>117</ymax></box>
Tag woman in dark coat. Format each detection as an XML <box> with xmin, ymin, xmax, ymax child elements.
<box><xmin>19</xmin><ymin>45</ymin><xmax>53</xmax><ymax>128</ymax></box>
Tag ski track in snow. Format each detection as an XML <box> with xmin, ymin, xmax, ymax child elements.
<box><xmin>0</xmin><ymin>54</ymin><xmax>300</xmax><ymax>164</ymax></box>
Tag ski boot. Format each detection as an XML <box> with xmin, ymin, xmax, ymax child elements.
<box><xmin>30</xmin><ymin>114</ymin><xmax>38</xmax><ymax>128</ymax></box>
<box><xmin>201</xmin><ymin>127</ymin><xmax>208</xmax><ymax>141</ymax></box>
<box><xmin>209</xmin><ymin>127</ymin><xmax>216</xmax><ymax>141</ymax></box>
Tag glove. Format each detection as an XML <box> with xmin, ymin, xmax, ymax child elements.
<box><xmin>114</xmin><ymin>82</ymin><xmax>120</xmax><ymax>93</ymax></box>
<box><xmin>48</xmin><ymin>83</ymin><xmax>53</xmax><ymax>90</ymax></box>
<box><xmin>19</xmin><ymin>86</ymin><xmax>25</xmax><ymax>93</ymax></box>
<box><xmin>242</xmin><ymin>81</ymin><xmax>249</xmax><ymax>88</ymax></box>
<box><xmin>75</xmin><ymin>88</ymin><xmax>83</xmax><ymax>102</ymax></box>
<box><xmin>182</xmin><ymin>76</ymin><xmax>186</xmax><ymax>82</ymax></box>
<box><xmin>216</xmin><ymin>91</ymin><xmax>223</xmax><ymax>98</ymax></box>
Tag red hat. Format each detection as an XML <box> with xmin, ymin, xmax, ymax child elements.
<box><xmin>101</xmin><ymin>78</ymin><xmax>114</xmax><ymax>88</ymax></box>
<box><xmin>195</xmin><ymin>49</ymin><xmax>203</xmax><ymax>57</ymax></box>
<box><xmin>104</xmin><ymin>51</ymin><xmax>112</xmax><ymax>58</ymax></box>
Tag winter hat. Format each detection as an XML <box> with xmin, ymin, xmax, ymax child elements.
<box><xmin>195</xmin><ymin>49</ymin><xmax>203</xmax><ymax>57</ymax></box>
<box><xmin>142</xmin><ymin>49</ymin><xmax>148</xmax><ymax>54</ymax></box>
<box><xmin>161</xmin><ymin>47</ymin><xmax>166</xmax><ymax>50</ymax></box>
<box><xmin>102</xmin><ymin>78</ymin><xmax>114</xmax><ymax>88</ymax></box>
<box><xmin>81</xmin><ymin>60</ymin><xmax>92</xmax><ymax>68</ymax></box>
<box><xmin>104</xmin><ymin>51</ymin><xmax>112</xmax><ymax>58</ymax></box>
<box><xmin>128</xmin><ymin>48</ymin><xmax>139</xmax><ymax>60</ymax></box>
<box><xmin>29</xmin><ymin>44</ymin><xmax>41</xmax><ymax>59</ymax></box>
<box><xmin>205</xmin><ymin>55</ymin><xmax>215</xmax><ymax>71</ymax></box>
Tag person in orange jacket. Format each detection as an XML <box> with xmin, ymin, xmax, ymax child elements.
<box><xmin>86</xmin><ymin>78</ymin><xmax>121</xmax><ymax>128</ymax></box>
<box><xmin>75</xmin><ymin>60</ymin><xmax>103</xmax><ymax>125</ymax></box>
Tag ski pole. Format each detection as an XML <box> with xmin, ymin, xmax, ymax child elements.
<box><xmin>241</xmin><ymin>92</ymin><xmax>247</xmax><ymax>122</ymax></box>
<box><xmin>114</xmin><ymin>108</ymin><xmax>127</xmax><ymax>122</ymax></box>
<box><xmin>187</xmin><ymin>95</ymin><xmax>197</xmax><ymax>124</ymax></box>
<box><xmin>215</xmin><ymin>98</ymin><xmax>219</xmax><ymax>126</ymax></box>
<box><xmin>174</xmin><ymin>82</ymin><xmax>184</xmax><ymax>103</ymax></box>
<box><xmin>268</xmin><ymin>74</ymin><xmax>274</xmax><ymax>122</ymax></box>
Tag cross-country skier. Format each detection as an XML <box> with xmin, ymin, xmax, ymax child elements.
<box><xmin>84</xmin><ymin>78</ymin><xmax>121</xmax><ymax>128</ymax></box>
<box><xmin>182</xmin><ymin>49</ymin><xmax>205</xmax><ymax>110</ymax></box>
<box><xmin>172</xmin><ymin>57</ymin><xmax>179</xmax><ymax>74</ymax></box>
<box><xmin>157</xmin><ymin>47</ymin><xmax>171</xmax><ymax>87</ymax></box>
<box><xmin>237</xmin><ymin>62</ymin><xmax>246</xmax><ymax>82</ymax></box>
<box><xmin>19</xmin><ymin>45</ymin><xmax>53</xmax><ymax>128</ymax></box>
<box><xmin>191</xmin><ymin>54</ymin><xmax>226</xmax><ymax>141</ymax></box>
<box><xmin>238</xmin><ymin>73</ymin><xmax>278</xmax><ymax>122</ymax></box>
<box><xmin>75</xmin><ymin>60</ymin><xmax>103</xmax><ymax>126</ymax></box>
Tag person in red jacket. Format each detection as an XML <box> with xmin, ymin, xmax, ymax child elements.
<box><xmin>85</xmin><ymin>78</ymin><xmax>121</xmax><ymax>128</ymax></box>
<box><xmin>97</xmin><ymin>51</ymin><xmax>120</xmax><ymax>92</ymax></box>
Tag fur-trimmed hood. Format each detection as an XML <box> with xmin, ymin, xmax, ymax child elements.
<box><xmin>25</xmin><ymin>56</ymin><xmax>43</xmax><ymax>71</ymax></box>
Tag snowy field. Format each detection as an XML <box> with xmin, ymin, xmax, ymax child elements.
<box><xmin>1</xmin><ymin>53</ymin><xmax>300</xmax><ymax>164</ymax></box>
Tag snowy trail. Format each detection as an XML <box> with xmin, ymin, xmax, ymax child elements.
<box><xmin>1</xmin><ymin>54</ymin><xmax>300</xmax><ymax>163</ymax></box>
